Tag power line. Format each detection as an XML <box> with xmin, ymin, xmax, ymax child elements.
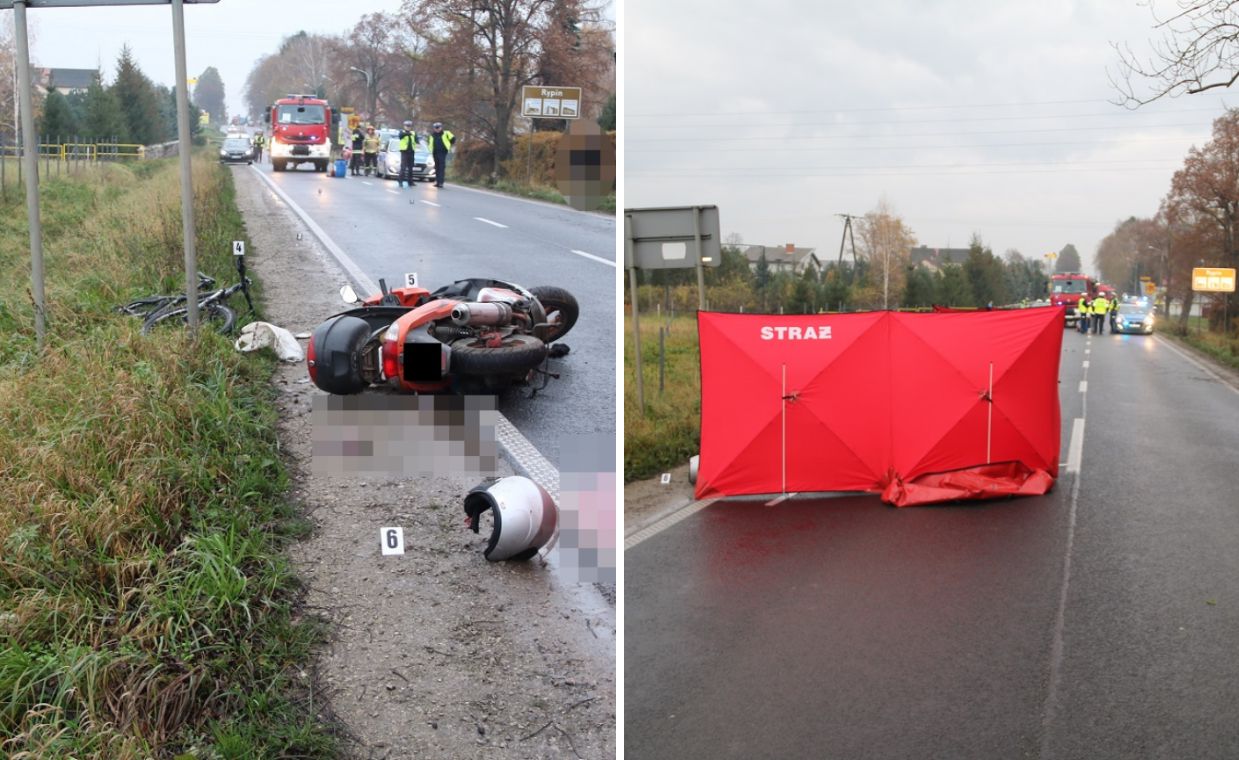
<box><xmin>628</xmin><ymin>108</ymin><xmax>1223</xmax><ymax>130</ymax></box>
<box><xmin>627</xmin><ymin>122</ymin><xmax>1209</xmax><ymax>143</ymax></box>
<box><xmin>626</xmin><ymin>97</ymin><xmax>1115</xmax><ymax>118</ymax></box>
<box><xmin>629</xmin><ymin>137</ymin><xmax>1202</xmax><ymax>153</ymax></box>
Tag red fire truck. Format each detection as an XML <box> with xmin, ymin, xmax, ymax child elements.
<box><xmin>1048</xmin><ymin>272</ymin><xmax>1097</xmax><ymax>328</ymax></box>
<box><xmin>268</xmin><ymin>94</ymin><xmax>333</xmax><ymax>173</ymax></box>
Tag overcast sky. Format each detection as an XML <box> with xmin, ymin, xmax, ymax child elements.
<box><xmin>21</xmin><ymin>0</ymin><xmax>405</xmax><ymax>117</ymax></box>
<box><xmin>625</xmin><ymin>0</ymin><xmax>1238</xmax><ymax>275</ymax></box>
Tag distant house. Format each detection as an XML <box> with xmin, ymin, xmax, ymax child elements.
<box><xmin>909</xmin><ymin>245</ymin><xmax>970</xmax><ymax>271</ymax></box>
<box><xmin>37</xmin><ymin>68</ymin><xmax>98</xmax><ymax>96</ymax></box>
<box><xmin>744</xmin><ymin>244</ymin><xmax>821</xmax><ymax>275</ymax></box>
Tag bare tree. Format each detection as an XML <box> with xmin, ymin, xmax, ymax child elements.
<box><xmin>329</xmin><ymin>13</ymin><xmax>403</xmax><ymax>123</ymax></box>
<box><xmin>401</xmin><ymin>0</ymin><xmax>611</xmax><ymax>178</ymax></box>
<box><xmin>244</xmin><ymin>32</ymin><xmax>334</xmax><ymax>120</ymax></box>
<box><xmin>856</xmin><ymin>198</ymin><xmax>916</xmax><ymax>309</ymax></box>
<box><xmin>1113</xmin><ymin>1</ymin><xmax>1239</xmax><ymax>105</ymax></box>
<box><xmin>1164</xmin><ymin>108</ymin><xmax>1239</xmax><ymax>322</ymax></box>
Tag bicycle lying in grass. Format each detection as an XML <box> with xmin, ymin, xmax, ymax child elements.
<box><xmin>115</xmin><ymin>271</ymin><xmax>216</xmax><ymax>320</ymax></box>
<box><xmin>117</xmin><ymin>254</ymin><xmax>256</xmax><ymax>335</ymax></box>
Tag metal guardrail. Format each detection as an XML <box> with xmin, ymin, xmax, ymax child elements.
<box><xmin>0</xmin><ymin>142</ymin><xmax>149</xmax><ymax>159</ymax></box>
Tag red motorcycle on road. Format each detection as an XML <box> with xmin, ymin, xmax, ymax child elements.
<box><xmin>307</xmin><ymin>277</ymin><xmax>578</xmax><ymax>395</ymax></box>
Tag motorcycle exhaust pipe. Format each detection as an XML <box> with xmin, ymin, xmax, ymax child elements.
<box><xmin>451</xmin><ymin>302</ymin><xmax>513</xmax><ymax>327</ymax></box>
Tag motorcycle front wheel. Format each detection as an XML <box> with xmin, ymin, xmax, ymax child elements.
<box><xmin>528</xmin><ymin>286</ymin><xmax>579</xmax><ymax>343</ymax></box>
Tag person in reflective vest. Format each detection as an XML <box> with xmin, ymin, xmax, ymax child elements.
<box><xmin>398</xmin><ymin>120</ymin><xmax>417</xmax><ymax>188</ymax></box>
<box><xmin>1091</xmin><ymin>293</ymin><xmax>1110</xmax><ymax>334</ymax></box>
<box><xmin>1109</xmin><ymin>294</ymin><xmax>1120</xmax><ymax>333</ymax></box>
<box><xmin>252</xmin><ymin>132</ymin><xmax>265</xmax><ymax>162</ymax></box>
<box><xmin>429</xmin><ymin>122</ymin><xmax>454</xmax><ymax>188</ymax></box>
<box><xmin>1077</xmin><ymin>295</ymin><xmax>1092</xmax><ymax>333</ymax></box>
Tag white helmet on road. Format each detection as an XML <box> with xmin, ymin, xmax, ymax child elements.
<box><xmin>464</xmin><ymin>476</ymin><xmax>558</xmax><ymax>561</ymax></box>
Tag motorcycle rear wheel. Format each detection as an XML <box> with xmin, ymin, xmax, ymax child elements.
<box><xmin>450</xmin><ymin>334</ymin><xmax>547</xmax><ymax>377</ymax></box>
<box><xmin>528</xmin><ymin>286</ymin><xmax>579</xmax><ymax>343</ymax></box>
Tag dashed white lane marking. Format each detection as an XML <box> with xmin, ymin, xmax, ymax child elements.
<box><xmin>386</xmin><ymin>189</ymin><xmax>400</xmax><ymax>195</ymax></box>
<box><xmin>1085</xmin><ymin>349</ymin><xmax>1091</xmax><ymax>355</ymax></box>
<box><xmin>571</xmin><ymin>249</ymin><xmax>617</xmax><ymax>267</ymax></box>
<box><xmin>1078</xmin><ymin>380</ymin><xmax>1088</xmax><ymax>393</ymax></box>
<box><xmin>421</xmin><ymin>200</ymin><xmax>440</xmax><ymax>207</ymax></box>
<box><xmin>1066</xmin><ymin>417</ymin><xmax>1085</xmax><ymax>473</ymax></box>
<box><xmin>362</xmin><ymin>181</ymin><xmax>373</xmax><ymax>186</ymax></box>
<box><xmin>1082</xmin><ymin>360</ymin><xmax>1089</xmax><ymax>368</ymax></box>
<box><xmin>247</xmin><ymin>164</ymin><xmax>559</xmax><ymax>488</ymax></box>
<box><xmin>474</xmin><ymin>217</ymin><xmax>508</xmax><ymax>228</ymax></box>
<box><xmin>626</xmin><ymin>499</ymin><xmax>716</xmax><ymax>550</ymax></box>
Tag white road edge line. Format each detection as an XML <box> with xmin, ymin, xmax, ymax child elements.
<box><xmin>1066</xmin><ymin>417</ymin><xmax>1084</xmax><ymax>473</ymax></box>
<box><xmin>451</xmin><ymin>181</ymin><xmax>610</xmax><ymax>216</ymax></box>
<box><xmin>1154</xmin><ymin>335</ymin><xmax>1239</xmax><ymax>396</ymax></box>
<box><xmin>626</xmin><ymin>498</ymin><xmax>716</xmax><ymax>550</ymax></box>
<box><xmin>474</xmin><ymin>216</ymin><xmax>508</xmax><ymax>228</ymax></box>
<box><xmin>1078</xmin><ymin>380</ymin><xmax>1087</xmax><ymax>393</ymax></box>
<box><xmin>248</xmin><ymin>165</ymin><xmax>561</xmax><ymax>497</ymax></box>
<box><xmin>571</xmin><ymin>249</ymin><xmax>617</xmax><ymax>268</ymax></box>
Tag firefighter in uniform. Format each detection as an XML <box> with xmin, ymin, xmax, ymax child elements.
<box><xmin>429</xmin><ymin>122</ymin><xmax>454</xmax><ymax>188</ymax></box>
<box><xmin>362</xmin><ymin>125</ymin><xmax>382</xmax><ymax>176</ymax></box>
<box><xmin>350</xmin><ymin>123</ymin><xmax>365</xmax><ymax>175</ymax></box>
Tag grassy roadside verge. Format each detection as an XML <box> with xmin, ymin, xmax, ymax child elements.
<box><xmin>624</xmin><ymin>313</ymin><xmax>701</xmax><ymax>482</ymax></box>
<box><xmin>0</xmin><ymin>158</ymin><xmax>333</xmax><ymax>756</ymax></box>
<box><xmin>454</xmin><ymin>175</ymin><xmax>617</xmax><ymax>213</ymax></box>
<box><xmin>1161</xmin><ymin>319</ymin><xmax>1239</xmax><ymax>371</ymax></box>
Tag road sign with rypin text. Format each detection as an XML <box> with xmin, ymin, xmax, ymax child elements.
<box><xmin>522</xmin><ymin>86</ymin><xmax>582</xmax><ymax>119</ymax></box>
<box><xmin>1191</xmin><ymin>267</ymin><xmax>1236</xmax><ymax>293</ymax></box>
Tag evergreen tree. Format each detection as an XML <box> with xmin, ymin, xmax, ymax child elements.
<box><xmin>40</xmin><ymin>90</ymin><xmax>78</xmax><ymax>140</ymax></box>
<box><xmin>81</xmin><ymin>74</ymin><xmax>127</xmax><ymax>142</ymax></box>
<box><xmin>939</xmin><ymin>264</ymin><xmax>972</xmax><ymax>306</ymax></box>
<box><xmin>1056</xmin><ymin>244</ymin><xmax>1082</xmax><ymax>273</ymax></box>
<box><xmin>597</xmin><ymin>93</ymin><xmax>615</xmax><ymax>131</ymax></box>
<box><xmin>113</xmin><ymin>46</ymin><xmax>162</xmax><ymax>145</ymax></box>
<box><xmin>193</xmin><ymin>66</ymin><xmax>226</xmax><ymax>124</ymax></box>
<box><xmin>903</xmin><ymin>264</ymin><xmax>937</xmax><ymax>307</ymax></box>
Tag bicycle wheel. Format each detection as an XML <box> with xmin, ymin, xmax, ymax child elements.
<box><xmin>117</xmin><ymin>296</ymin><xmax>176</xmax><ymax>319</ymax></box>
<box><xmin>142</xmin><ymin>302</ymin><xmax>236</xmax><ymax>335</ymax></box>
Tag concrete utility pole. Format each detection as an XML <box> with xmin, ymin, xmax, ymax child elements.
<box><xmin>2</xmin><ymin>0</ymin><xmax>220</xmax><ymax>340</ymax></box>
<box><xmin>170</xmin><ymin>0</ymin><xmax>198</xmax><ymax>331</ymax></box>
<box><xmin>13</xmin><ymin>0</ymin><xmax>45</xmax><ymax>348</ymax></box>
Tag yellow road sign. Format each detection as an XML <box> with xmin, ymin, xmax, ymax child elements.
<box><xmin>1144</xmin><ymin>281</ymin><xmax>1156</xmax><ymax>296</ymax></box>
<box><xmin>1191</xmin><ymin>267</ymin><xmax>1236</xmax><ymax>292</ymax></box>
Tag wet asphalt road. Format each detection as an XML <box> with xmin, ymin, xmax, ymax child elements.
<box><xmin>244</xmin><ymin>161</ymin><xmax>616</xmax><ymax>468</ymax></box>
<box><xmin>626</xmin><ymin>329</ymin><xmax>1239</xmax><ymax>759</ymax></box>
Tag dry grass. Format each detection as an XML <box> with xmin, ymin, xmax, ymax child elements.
<box><xmin>0</xmin><ymin>158</ymin><xmax>332</xmax><ymax>757</ymax></box>
<box><xmin>624</xmin><ymin>312</ymin><xmax>701</xmax><ymax>482</ymax></box>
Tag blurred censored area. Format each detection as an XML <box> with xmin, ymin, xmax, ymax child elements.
<box><xmin>555</xmin><ymin>120</ymin><xmax>616</xmax><ymax>212</ymax></box>
<box><xmin>311</xmin><ymin>394</ymin><xmax>499</xmax><ymax>477</ymax></box>
<box><xmin>556</xmin><ymin>432</ymin><xmax>617</xmax><ymax>583</ymax></box>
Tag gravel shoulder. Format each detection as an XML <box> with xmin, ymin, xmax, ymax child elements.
<box><xmin>230</xmin><ymin>166</ymin><xmax>615</xmax><ymax>759</ymax></box>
